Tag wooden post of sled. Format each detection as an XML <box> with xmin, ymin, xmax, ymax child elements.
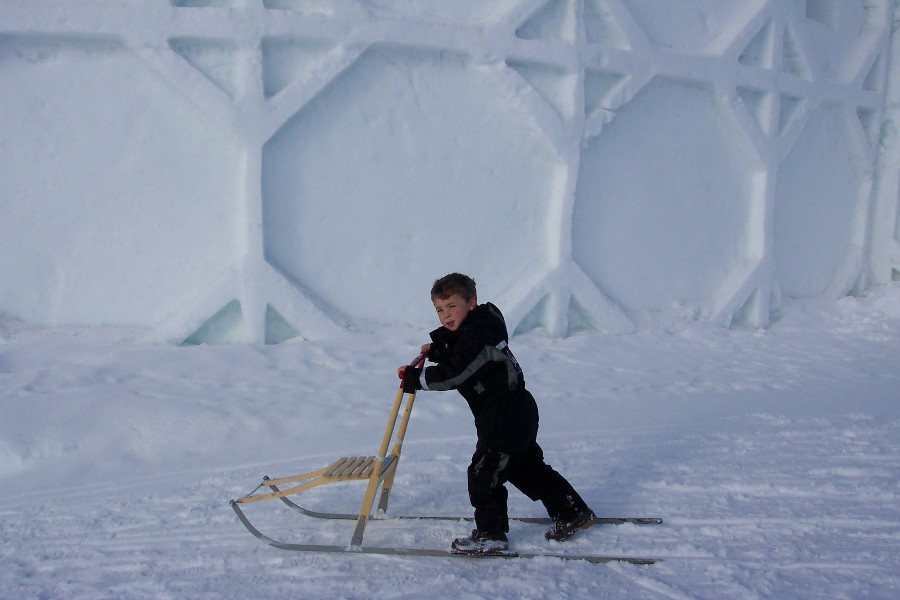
<box><xmin>350</xmin><ymin>383</ymin><xmax>411</xmax><ymax>545</ymax></box>
<box><xmin>232</xmin><ymin>353</ymin><xmax>426</xmax><ymax>549</ymax></box>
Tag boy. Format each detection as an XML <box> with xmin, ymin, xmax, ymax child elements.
<box><xmin>399</xmin><ymin>273</ymin><xmax>596</xmax><ymax>554</ymax></box>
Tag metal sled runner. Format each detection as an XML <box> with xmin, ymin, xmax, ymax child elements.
<box><xmin>230</xmin><ymin>354</ymin><xmax>662</xmax><ymax>564</ymax></box>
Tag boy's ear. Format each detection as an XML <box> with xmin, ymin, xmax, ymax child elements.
<box><xmin>467</xmin><ymin>297</ymin><xmax>477</xmax><ymax>310</ymax></box>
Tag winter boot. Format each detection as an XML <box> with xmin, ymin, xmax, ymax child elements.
<box><xmin>545</xmin><ymin>508</ymin><xmax>598</xmax><ymax>541</ymax></box>
<box><xmin>450</xmin><ymin>529</ymin><xmax>509</xmax><ymax>555</ymax></box>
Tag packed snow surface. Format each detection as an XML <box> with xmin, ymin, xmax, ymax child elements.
<box><xmin>1</xmin><ymin>284</ymin><xmax>898</xmax><ymax>599</ymax></box>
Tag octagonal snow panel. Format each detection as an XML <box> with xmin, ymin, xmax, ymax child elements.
<box><xmin>0</xmin><ymin>36</ymin><xmax>243</xmax><ymax>327</ymax></box>
<box><xmin>773</xmin><ymin>104</ymin><xmax>863</xmax><ymax>298</ymax></box>
<box><xmin>801</xmin><ymin>1</ymin><xmax>889</xmax><ymax>84</ymax></box>
<box><xmin>621</xmin><ymin>0</ymin><xmax>749</xmax><ymax>50</ymax></box>
<box><xmin>573</xmin><ymin>77</ymin><xmax>754</xmax><ymax>312</ymax></box>
<box><xmin>262</xmin><ymin>46</ymin><xmax>556</xmax><ymax>324</ymax></box>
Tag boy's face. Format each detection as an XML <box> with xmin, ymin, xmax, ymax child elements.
<box><xmin>433</xmin><ymin>293</ymin><xmax>476</xmax><ymax>331</ymax></box>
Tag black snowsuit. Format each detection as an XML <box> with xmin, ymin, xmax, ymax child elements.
<box><xmin>415</xmin><ymin>302</ymin><xmax>588</xmax><ymax>535</ymax></box>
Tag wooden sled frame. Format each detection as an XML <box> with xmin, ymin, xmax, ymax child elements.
<box><xmin>233</xmin><ymin>354</ymin><xmax>425</xmax><ymax>547</ymax></box>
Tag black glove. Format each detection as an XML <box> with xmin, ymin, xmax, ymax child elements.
<box><xmin>402</xmin><ymin>366</ymin><xmax>421</xmax><ymax>393</ymax></box>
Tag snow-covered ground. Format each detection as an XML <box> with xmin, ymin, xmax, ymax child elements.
<box><xmin>1</xmin><ymin>283</ymin><xmax>898</xmax><ymax>599</ymax></box>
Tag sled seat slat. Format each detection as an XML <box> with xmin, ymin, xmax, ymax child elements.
<box><xmin>350</xmin><ymin>456</ymin><xmax>374</xmax><ymax>477</ymax></box>
<box><xmin>333</xmin><ymin>456</ymin><xmax>367</xmax><ymax>478</ymax></box>
<box><xmin>318</xmin><ymin>456</ymin><xmax>397</xmax><ymax>481</ymax></box>
<box><xmin>323</xmin><ymin>457</ymin><xmax>350</xmax><ymax>478</ymax></box>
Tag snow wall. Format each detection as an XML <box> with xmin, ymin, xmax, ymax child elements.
<box><xmin>1</xmin><ymin>0</ymin><xmax>899</xmax><ymax>344</ymax></box>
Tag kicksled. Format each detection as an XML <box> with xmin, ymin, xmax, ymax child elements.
<box><xmin>230</xmin><ymin>354</ymin><xmax>662</xmax><ymax>565</ymax></box>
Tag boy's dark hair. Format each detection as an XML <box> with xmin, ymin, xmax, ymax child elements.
<box><xmin>431</xmin><ymin>273</ymin><xmax>477</xmax><ymax>302</ymax></box>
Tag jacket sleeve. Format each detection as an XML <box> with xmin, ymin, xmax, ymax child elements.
<box><xmin>421</xmin><ymin>321</ymin><xmax>521</xmax><ymax>393</ymax></box>
<box><xmin>426</xmin><ymin>328</ymin><xmax>449</xmax><ymax>364</ymax></box>
<box><xmin>419</xmin><ymin>330</ymin><xmax>485</xmax><ymax>391</ymax></box>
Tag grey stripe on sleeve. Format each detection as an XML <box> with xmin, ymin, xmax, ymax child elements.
<box><xmin>424</xmin><ymin>343</ymin><xmax>519</xmax><ymax>392</ymax></box>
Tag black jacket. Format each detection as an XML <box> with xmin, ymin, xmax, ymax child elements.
<box><xmin>420</xmin><ymin>303</ymin><xmax>538</xmax><ymax>452</ymax></box>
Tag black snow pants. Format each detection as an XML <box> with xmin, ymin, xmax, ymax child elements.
<box><xmin>468</xmin><ymin>436</ymin><xmax>588</xmax><ymax>535</ymax></box>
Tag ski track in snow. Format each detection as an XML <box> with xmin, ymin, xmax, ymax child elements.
<box><xmin>1</xmin><ymin>287</ymin><xmax>899</xmax><ymax>598</ymax></box>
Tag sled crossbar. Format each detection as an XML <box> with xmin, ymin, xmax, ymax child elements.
<box><xmin>232</xmin><ymin>354</ymin><xmax>425</xmax><ymax>548</ymax></box>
